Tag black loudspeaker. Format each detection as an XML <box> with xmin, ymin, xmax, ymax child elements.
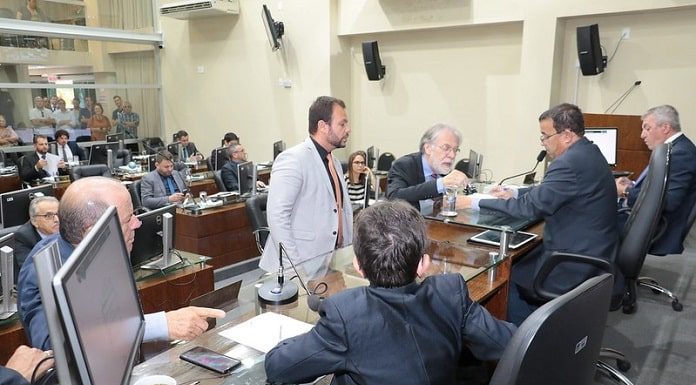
<box><xmin>362</xmin><ymin>41</ymin><xmax>386</xmax><ymax>81</ymax></box>
<box><xmin>577</xmin><ymin>24</ymin><xmax>605</xmax><ymax>76</ymax></box>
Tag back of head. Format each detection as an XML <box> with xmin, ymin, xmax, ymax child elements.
<box><xmin>538</xmin><ymin>103</ymin><xmax>585</xmax><ymax>136</ymax></box>
<box><xmin>224</xmin><ymin>132</ymin><xmax>239</xmax><ymax>144</ymax></box>
<box><xmin>59</xmin><ymin>177</ymin><xmax>125</xmax><ymax>244</ymax></box>
<box><xmin>353</xmin><ymin>200</ymin><xmax>426</xmax><ymax>287</ymax></box>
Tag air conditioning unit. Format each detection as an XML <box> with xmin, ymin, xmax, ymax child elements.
<box><xmin>160</xmin><ymin>0</ymin><xmax>239</xmax><ymax>20</ymax></box>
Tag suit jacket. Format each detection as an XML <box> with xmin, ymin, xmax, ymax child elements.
<box><xmin>220</xmin><ymin>160</ymin><xmax>241</xmax><ymax>192</ymax></box>
<box><xmin>0</xmin><ymin>367</ymin><xmax>28</xmax><ymax>385</ymax></box>
<box><xmin>259</xmin><ymin>138</ymin><xmax>353</xmax><ymax>272</ymax></box>
<box><xmin>19</xmin><ymin>153</ymin><xmax>49</xmax><ymax>182</ymax></box>
<box><xmin>480</xmin><ymin>137</ymin><xmax>619</xmax><ymax>296</ymax></box>
<box><xmin>625</xmin><ymin>134</ymin><xmax>696</xmax><ymax>255</ymax></box>
<box><xmin>13</xmin><ymin>221</ymin><xmax>41</xmax><ymax>282</ymax></box>
<box><xmin>140</xmin><ymin>169</ymin><xmax>187</xmax><ymax>210</ymax></box>
<box><xmin>386</xmin><ymin>152</ymin><xmax>440</xmax><ymax>210</ymax></box>
<box><xmin>67</xmin><ymin>141</ymin><xmax>86</xmax><ymax>160</ymax></box>
<box><xmin>170</xmin><ymin>142</ymin><xmax>201</xmax><ymax>160</ymax></box>
<box><xmin>265</xmin><ymin>274</ymin><xmax>516</xmax><ymax>385</ymax></box>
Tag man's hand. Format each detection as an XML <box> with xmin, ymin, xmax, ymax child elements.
<box><xmin>165</xmin><ymin>306</ymin><xmax>225</xmax><ymax>341</ymax></box>
<box><xmin>256</xmin><ymin>180</ymin><xmax>267</xmax><ymax>188</ymax></box>
<box><xmin>489</xmin><ymin>185</ymin><xmax>515</xmax><ymax>200</ymax></box>
<box><xmin>168</xmin><ymin>192</ymin><xmax>185</xmax><ymax>203</ymax></box>
<box><xmin>616</xmin><ymin>176</ymin><xmax>633</xmax><ymax>197</ymax></box>
<box><xmin>456</xmin><ymin>195</ymin><xmax>472</xmax><ymax>210</ymax></box>
<box><xmin>35</xmin><ymin>158</ymin><xmax>47</xmax><ymax>170</ymax></box>
<box><xmin>57</xmin><ymin>160</ymin><xmax>66</xmax><ymax>169</ymax></box>
<box><xmin>443</xmin><ymin>169</ymin><xmax>468</xmax><ymax>188</ymax></box>
<box><xmin>5</xmin><ymin>345</ymin><xmax>54</xmax><ymax>381</ymax></box>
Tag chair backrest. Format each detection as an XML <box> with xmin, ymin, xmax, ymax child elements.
<box><xmin>129</xmin><ymin>180</ymin><xmax>143</xmax><ymax>211</ymax></box>
<box><xmin>245</xmin><ymin>193</ymin><xmax>269</xmax><ymax>254</ymax></box>
<box><xmin>213</xmin><ymin>169</ymin><xmax>227</xmax><ymax>192</ymax></box>
<box><xmin>113</xmin><ymin>149</ymin><xmax>131</xmax><ymax>167</ymax></box>
<box><xmin>679</xmin><ymin>191</ymin><xmax>696</xmax><ymax>243</ymax></box>
<box><xmin>377</xmin><ymin>152</ymin><xmax>395</xmax><ymax>171</ymax></box>
<box><xmin>490</xmin><ymin>274</ymin><xmax>613</xmax><ymax>385</ymax></box>
<box><xmin>617</xmin><ymin>143</ymin><xmax>671</xmax><ymax>279</ymax></box>
<box><xmin>70</xmin><ymin>164</ymin><xmax>112</xmax><ymax>181</ymax></box>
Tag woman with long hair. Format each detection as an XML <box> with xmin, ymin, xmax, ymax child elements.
<box><xmin>344</xmin><ymin>150</ymin><xmax>375</xmax><ymax>205</ymax></box>
<box><xmin>88</xmin><ymin>103</ymin><xmax>111</xmax><ymax>141</ymax></box>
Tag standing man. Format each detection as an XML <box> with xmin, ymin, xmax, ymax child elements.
<box><xmin>387</xmin><ymin>123</ymin><xmax>469</xmax><ymax>212</ymax></box>
<box><xmin>52</xmin><ymin>99</ymin><xmax>78</xmax><ymax>135</ymax></box>
<box><xmin>616</xmin><ymin>105</ymin><xmax>696</xmax><ymax>255</ymax></box>
<box><xmin>13</xmin><ymin>196</ymin><xmax>59</xmax><ymax>281</ymax></box>
<box><xmin>19</xmin><ymin>135</ymin><xmax>66</xmax><ymax>183</ymax></box>
<box><xmin>28</xmin><ymin>96</ymin><xmax>54</xmax><ymax>139</ymax></box>
<box><xmin>459</xmin><ymin>103</ymin><xmax>619</xmax><ymax>325</ymax></box>
<box><xmin>78</xmin><ymin>95</ymin><xmax>93</xmax><ymax>130</ymax></box>
<box><xmin>54</xmin><ymin>129</ymin><xmax>85</xmax><ymax>161</ymax></box>
<box><xmin>115</xmin><ymin>101</ymin><xmax>140</xmax><ymax>138</ymax></box>
<box><xmin>141</xmin><ymin>150</ymin><xmax>187</xmax><ymax>209</ymax></box>
<box><xmin>111</xmin><ymin>95</ymin><xmax>123</xmax><ymax>121</ymax></box>
<box><xmin>259</xmin><ymin>96</ymin><xmax>353</xmax><ymax>274</ymax></box>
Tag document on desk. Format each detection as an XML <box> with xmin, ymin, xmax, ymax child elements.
<box><xmin>218</xmin><ymin>312</ymin><xmax>314</xmax><ymax>353</ymax></box>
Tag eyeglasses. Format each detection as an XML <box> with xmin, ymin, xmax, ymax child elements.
<box><xmin>34</xmin><ymin>212</ymin><xmax>58</xmax><ymax>220</ymax></box>
<box><xmin>352</xmin><ymin>161</ymin><xmax>366</xmax><ymax>165</ymax></box>
<box><xmin>434</xmin><ymin>144</ymin><xmax>461</xmax><ymax>154</ymax></box>
<box><xmin>539</xmin><ymin>132</ymin><xmax>562</xmax><ymax>142</ymax></box>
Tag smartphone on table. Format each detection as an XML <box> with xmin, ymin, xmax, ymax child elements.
<box><xmin>179</xmin><ymin>346</ymin><xmax>241</xmax><ymax>374</ymax></box>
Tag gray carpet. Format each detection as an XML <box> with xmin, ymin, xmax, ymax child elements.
<box><xmin>599</xmin><ymin>229</ymin><xmax>696</xmax><ymax>384</ymax></box>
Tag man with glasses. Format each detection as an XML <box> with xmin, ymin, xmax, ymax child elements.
<box><xmin>221</xmin><ymin>143</ymin><xmax>266</xmax><ymax>192</ymax></box>
<box><xmin>459</xmin><ymin>103</ymin><xmax>619</xmax><ymax>325</ymax></box>
<box><xmin>13</xmin><ymin>196</ymin><xmax>59</xmax><ymax>281</ymax></box>
<box><xmin>387</xmin><ymin>123</ymin><xmax>469</xmax><ymax>212</ymax></box>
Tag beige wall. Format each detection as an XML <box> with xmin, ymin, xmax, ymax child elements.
<box><xmin>160</xmin><ymin>0</ymin><xmax>696</xmax><ymax>178</ymax></box>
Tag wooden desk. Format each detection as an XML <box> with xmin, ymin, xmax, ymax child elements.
<box><xmin>188</xmin><ymin>178</ymin><xmax>217</xmax><ymax>197</ymax></box>
<box><xmin>175</xmin><ymin>203</ymin><xmax>258</xmax><ymax>268</ymax></box>
<box><xmin>0</xmin><ymin>173</ymin><xmax>21</xmax><ymax>194</ymax></box>
<box><xmin>0</xmin><ymin>261</ymin><xmax>214</xmax><ymax>365</ymax></box>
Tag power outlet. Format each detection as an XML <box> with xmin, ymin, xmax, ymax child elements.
<box><xmin>621</xmin><ymin>27</ymin><xmax>631</xmax><ymax>39</ymax></box>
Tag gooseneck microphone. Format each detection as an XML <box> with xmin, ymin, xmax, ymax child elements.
<box><xmin>604</xmin><ymin>80</ymin><xmax>642</xmax><ymax>114</ymax></box>
<box><xmin>498</xmin><ymin>150</ymin><xmax>547</xmax><ymax>186</ymax></box>
<box><xmin>280</xmin><ymin>246</ymin><xmax>326</xmax><ymax>312</ymax></box>
<box><xmin>257</xmin><ymin>242</ymin><xmax>299</xmax><ymax>305</ymax></box>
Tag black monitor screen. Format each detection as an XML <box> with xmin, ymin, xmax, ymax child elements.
<box><xmin>466</xmin><ymin>149</ymin><xmax>479</xmax><ymax>180</ymax></box>
<box><xmin>273</xmin><ymin>141</ymin><xmax>285</xmax><ymax>160</ymax></box>
<box><xmin>89</xmin><ymin>142</ymin><xmax>119</xmax><ymax>166</ymax></box>
<box><xmin>106</xmin><ymin>133</ymin><xmax>124</xmax><ymax>143</ymax></box>
<box><xmin>52</xmin><ymin>207</ymin><xmax>145</xmax><ymax>385</ymax></box>
<box><xmin>131</xmin><ymin>204</ymin><xmax>176</xmax><ymax>268</ymax></box>
<box><xmin>238</xmin><ymin>161</ymin><xmax>255</xmax><ymax>196</ymax></box>
<box><xmin>366</xmin><ymin>146</ymin><xmax>378</xmax><ymax>169</ymax></box>
<box><xmin>0</xmin><ymin>184</ymin><xmax>55</xmax><ymax>227</ymax></box>
<box><xmin>585</xmin><ymin>127</ymin><xmax>618</xmax><ymax>165</ymax></box>
<box><xmin>210</xmin><ymin>147</ymin><xmax>227</xmax><ymax>171</ymax></box>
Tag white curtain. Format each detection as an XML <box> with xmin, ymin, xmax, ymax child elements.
<box><xmin>111</xmin><ymin>51</ymin><xmax>160</xmax><ymax>139</ymax></box>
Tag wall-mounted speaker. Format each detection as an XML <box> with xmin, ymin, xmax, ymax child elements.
<box><xmin>362</xmin><ymin>41</ymin><xmax>386</xmax><ymax>81</ymax></box>
<box><xmin>577</xmin><ymin>24</ymin><xmax>606</xmax><ymax>76</ymax></box>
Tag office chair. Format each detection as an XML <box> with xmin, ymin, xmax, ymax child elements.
<box><xmin>490</xmin><ymin>274</ymin><xmax>614</xmax><ymax>385</ymax></box>
<box><xmin>70</xmin><ymin>164</ymin><xmax>111</xmax><ymax>181</ymax></box>
<box><xmin>128</xmin><ymin>180</ymin><xmax>146</xmax><ymax>214</ymax></box>
<box><xmin>141</xmin><ymin>137</ymin><xmax>165</xmax><ymax>154</ymax></box>
<box><xmin>245</xmin><ymin>193</ymin><xmax>269</xmax><ymax>254</ymax></box>
<box><xmin>376</xmin><ymin>152</ymin><xmax>395</xmax><ymax>172</ymax></box>
<box><xmin>213</xmin><ymin>170</ymin><xmax>227</xmax><ymax>192</ymax></box>
<box><xmin>113</xmin><ymin>149</ymin><xmax>131</xmax><ymax>168</ymax></box>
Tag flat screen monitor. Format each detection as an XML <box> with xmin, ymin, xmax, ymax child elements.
<box><xmin>237</xmin><ymin>161</ymin><xmax>256</xmax><ymax>196</ymax></box>
<box><xmin>131</xmin><ymin>204</ymin><xmax>177</xmax><ymax>268</ymax></box>
<box><xmin>262</xmin><ymin>4</ymin><xmax>284</xmax><ymax>51</ymax></box>
<box><xmin>585</xmin><ymin>127</ymin><xmax>618</xmax><ymax>166</ymax></box>
<box><xmin>366</xmin><ymin>146</ymin><xmax>379</xmax><ymax>169</ymax></box>
<box><xmin>106</xmin><ymin>133</ymin><xmax>124</xmax><ymax>143</ymax></box>
<box><xmin>273</xmin><ymin>140</ymin><xmax>285</xmax><ymax>161</ymax></box>
<box><xmin>466</xmin><ymin>149</ymin><xmax>479</xmax><ymax>180</ymax></box>
<box><xmin>88</xmin><ymin>142</ymin><xmax>119</xmax><ymax>166</ymax></box>
<box><xmin>0</xmin><ymin>184</ymin><xmax>54</xmax><ymax>228</ymax></box>
<box><xmin>210</xmin><ymin>147</ymin><xmax>227</xmax><ymax>171</ymax></box>
<box><xmin>52</xmin><ymin>207</ymin><xmax>145</xmax><ymax>385</ymax></box>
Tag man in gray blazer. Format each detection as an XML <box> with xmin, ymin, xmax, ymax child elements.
<box><xmin>259</xmin><ymin>96</ymin><xmax>353</xmax><ymax>276</ymax></box>
<box><xmin>141</xmin><ymin>150</ymin><xmax>187</xmax><ymax>210</ymax></box>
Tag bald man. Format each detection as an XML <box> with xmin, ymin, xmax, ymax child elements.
<box><xmin>18</xmin><ymin>177</ymin><xmax>225</xmax><ymax>350</ymax></box>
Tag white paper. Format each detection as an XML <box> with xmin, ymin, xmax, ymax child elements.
<box><xmin>44</xmin><ymin>153</ymin><xmax>60</xmax><ymax>176</ymax></box>
<box><xmin>218</xmin><ymin>312</ymin><xmax>314</xmax><ymax>353</ymax></box>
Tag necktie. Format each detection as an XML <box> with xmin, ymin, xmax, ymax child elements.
<box><xmin>326</xmin><ymin>153</ymin><xmax>344</xmax><ymax>246</ymax></box>
<box><xmin>166</xmin><ymin>176</ymin><xmax>177</xmax><ymax>195</ymax></box>
<box><xmin>182</xmin><ymin>147</ymin><xmax>189</xmax><ymax>160</ymax></box>
<box><xmin>40</xmin><ymin>110</ymin><xmax>44</xmax><ymax>117</ymax></box>
<box><xmin>62</xmin><ymin>145</ymin><xmax>68</xmax><ymax>162</ymax></box>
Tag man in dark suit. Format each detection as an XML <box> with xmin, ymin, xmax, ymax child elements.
<box><xmin>19</xmin><ymin>135</ymin><xmax>67</xmax><ymax>183</ymax></box>
<box><xmin>387</xmin><ymin>123</ymin><xmax>469</xmax><ymax>212</ymax></box>
<box><xmin>141</xmin><ymin>150</ymin><xmax>187</xmax><ymax>209</ymax></box>
<box><xmin>13</xmin><ymin>196</ymin><xmax>59</xmax><ymax>281</ymax></box>
<box><xmin>220</xmin><ymin>143</ymin><xmax>266</xmax><ymax>192</ymax></box>
<box><xmin>54</xmin><ymin>129</ymin><xmax>86</xmax><ymax>161</ymax></box>
<box><xmin>169</xmin><ymin>130</ymin><xmax>203</xmax><ymax>162</ymax></box>
<box><xmin>616</xmin><ymin>105</ymin><xmax>696</xmax><ymax>255</ymax></box>
<box><xmin>460</xmin><ymin>103</ymin><xmax>619</xmax><ymax>326</ymax></box>
<box><xmin>265</xmin><ymin>200</ymin><xmax>516</xmax><ymax>385</ymax></box>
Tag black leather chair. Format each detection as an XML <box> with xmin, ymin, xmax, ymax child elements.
<box><xmin>70</xmin><ymin>164</ymin><xmax>111</xmax><ymax>181</ymax></box>
<box><xmin>213</xmin><ymin>170</ymin><xmax>227</xmax><ymax>192</ymax></box>
<box><xmin>128</xmin><ymin>179</ymin><xmax>146</xmax><ymax>213</ymax></box>
<box><xmin>114</xmin><ymin>149</ymin><xmax>131</xmax><ymax>168</ymax></box>
<box><xmin>490</xmin><ymin>274</ymin><xmax>614</xmax><ymax>385</ymax></box>
<box><xmin>142</xmin><ymin>137</ymin><xmax>165</xmax><ymax>154</ymax></box>
<box><xmin>376</xmin><ymin>152</ymin><xmax>395</xmax><ymax>172</ymax></box>
<box><xmin>245</xmin><ymin>193</ymin><xmax>269</xmax><ymax>255</ymax></box>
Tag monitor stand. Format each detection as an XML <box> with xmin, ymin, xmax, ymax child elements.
<box><xmin>140</xmin><ymin>212</ymin><xmax>181</xmax><ymax>270</ymax></box>
<box><xmin>0</xmin><ymin>246</ymin><xmax>17</xmax><ymax>320</ymax></box>
<box><xmin>140</xmin><ymin>251</ymin><xmax>181</xmax><ymax>271</ymax></box>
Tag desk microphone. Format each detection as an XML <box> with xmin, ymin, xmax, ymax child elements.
<box><xmin>277</xmin><ymin>243</ymin><xmax>326</xmax><ymax>312</ymax></box>
<box><xmin>257</xmin><ymin>242</ymin><xmax>299</xmax><ymax>305</ymax></box>
<box><xmin>498</xmin><ymin>150</ymin><xmax>546</xmax><ymax>185</ymax></box>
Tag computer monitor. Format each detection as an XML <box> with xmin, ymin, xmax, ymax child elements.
<box><xmin>585</xmin><ymin>127</ymin><xmax>618</xmax><ymax>166</ymax></box>
<box><xmin>0</xmin><ymin>184</ymin><xmax>54</xmax><ymax>228</ymax></box>
<box><xmin>237</xmin><ymin>161</ymin><xmax>256</xmax><ymax>196</ymax></box>
<box><xmin>52</xmin><ymin>207</ymin><xmax>145</xmax><ymax>385</ymax></box>
<box><xmin>88</xmin><ymin>142</ymin><xmax>119</xmax><ymax>167</ymax></box>
<box><xmin>106</xmin><ymin>133</ymin><xmax>124</xmax><ymax>143</ymax></box>
<box><xmin>273</xmin><ymin>140</ymin><xmax>286</xmax><ymax>160</ymax></box>
<box><xmin>131</xmin><ymin>204</ymin><xmax>178</xmax><ymax>270</ymax></box>
<box><xmin>366</xmin><ymin>146</ymin><xmax>379</xmax><ymax>169</ymax></box>
<box><xmin>210</xmin><ymin>147</ymin><xmax>227</xmax><ymax>171</ymax></box>
<box><xmin>466</xmin><ymin>149</ymin><xmax>479</xmax><ymax>180</ymax></box>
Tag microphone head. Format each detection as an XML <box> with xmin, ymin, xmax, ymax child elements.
<box><xmin>634</xmin><ymin>80</ymin><xmax>642</xmax><ymax>86</ymax></box>
<box><xmin>536</xmin><ymin>150</ymin><xmax>547</xmax><ymax>162</ymax></box>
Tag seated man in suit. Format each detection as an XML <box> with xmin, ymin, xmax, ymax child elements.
<box><xmin>54</xmin><ymin>129</ymin><xmax>85</xmax><ymax>161</ymax></box>
<box><xmin>19</xmin><ymin>135</ymin><xmax>67</xmax><ymax>183</ymax></box>
<box><xmin>13</xmin><ymin>196</ymin><xmax>59</xmax><ymax>281</ymax></box>
<box><xmin>387</xmin><ymin>123</ymin><xmax>469</xmax><ymax>212</ymax></box>
<box><xmin>265</xmin><ymin>200</ymin><xmax>516</xmax><ymax>385</ymax></box>
<box><xmin>459</xmin><ymin>103</ymin><xmax>619</xmax><ymax>326</ymax></box>
<box><xmin>616</xmin><ymin>105</ymin><xmax>696</xmax><ymax>255</ymax></box>
<box><xmin>171</xmin><ymin>130</ymin><xmax>203</xmax><ymax>162</ymax></box>
<box><xmin>220</xmin><ymin>143</ymin><xmax>266</xmax><ymax>192</ymax></box>
<box><xmin>141</xmin><ymin>150</ymin><xmax>187</xmax><ymax>209</ymax></box>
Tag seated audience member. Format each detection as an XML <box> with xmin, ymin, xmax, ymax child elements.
<box><xmin>171</xmin><ymin>130</ymin><xmax>203</xmax><ymax>161</ymax></box>
<box><xmin>141</xmin><ymin>150</ymin><xmax>187</xmax><ymax>209</ymax></box>
<box><xmin>0</xmin><ymin>114</ymin><xmax>19</xmax><ymax>147</ymax></box>
<box><xmin>115</xmin><ymin>101</ymin><xmax>140</xmax><ymax>139</ymax></box>
<box><xmin>18</xmin><ymin>177</ymin><xmax>225</xmax><ymax>350</ymax></box>
<box><xmin>87</xmin><ymin>103</ymin><xmax>111</xmax><ymax>141</ymax></box>
<box><xmin>387</xmin><ymin>123</ymin><xmax>469</xmax><ymax>212</ymax></box>
<box><xmin>222</xmin><ymin>132</ymin><xmax>240</xmax><ymax>147</ymax></box>
<box><xmin>14</xmin><ymin>196</ymin><xmax>59</xmax><ymax>281</ymax></box>
<box><xmin>220</xmin><ymin>143</ymin><xmax>266</xmax><ymax>192</ymax></box>
<box><xmin>0</xmin><ymin>345</ymin><xmax>53</xmax><ymax>385</ymax></box>
<box><xmin>616</xmin><ymin>105</ymin><xmax>696</xmax><ymax>255</ymax></box>
<box><xmin>265</xmin><ymin>200</ymin><xmax>516</xmax><ymax>385</ymax></box>
<box><xmin>52</xmin><ymin>99</ymin><xmax>77</xmax><ymax>133</ymax></box>
<box><xmin>54</xmin><ymin>129</ymin><xmax>86</xmax><ymax>161</ymax></box>
<box><xmin>19</xmin><ymin>135</ymin><xmax>66</xmax><ymax>183</ymax></box>
<box><xmin>344</xmin><ymin>150</ymin><xmax>375</xmax><ymax>205</ymax></box>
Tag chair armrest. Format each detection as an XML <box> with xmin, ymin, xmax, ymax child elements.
<box><xmin>533</xmin><ymin>252</ymin><xmax>614</xmax><ymax>301</ymax></box>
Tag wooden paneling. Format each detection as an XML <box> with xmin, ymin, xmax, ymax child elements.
<box><xmin>584</xmin><ymin>113</ymin><xmax>648</xmax><ymax>177</ymax></box>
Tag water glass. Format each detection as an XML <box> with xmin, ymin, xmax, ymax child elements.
<box><xmin>440</xmin><ymin>186</ymin><xmax>458</xmax><ymax>217</ymax></box>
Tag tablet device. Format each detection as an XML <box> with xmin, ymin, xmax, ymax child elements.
<box><xmin>468</xmin><ymin>229</ymin><xmax>538</xmax><ymax>249</ymax></box>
